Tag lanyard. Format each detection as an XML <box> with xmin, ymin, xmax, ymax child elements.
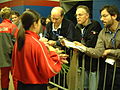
<box><xmin>81</xmin><ymin>27</ymin><xmax>86</xmax><ymax>37</ymax></box>
<box><xmin>52</xmin><ymin>28</ymin><xmax>61</xmax><ymax>38</ymax></box>
<box><xmin>80</xmin><ymin>27</ymin><xmax>86</xmax><ymax>45</ymax></box>
<box><xmin>111</xmin><ymin>23</ymin><xmax>120</xmax><ymax>48</ymax></box>
<box><xmin>52</xmin><ymin>31</ymin><xmax>60</xmax><ymax>37</ymax></box>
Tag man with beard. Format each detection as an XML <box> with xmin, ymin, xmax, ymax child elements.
<box><xmin>72</xmin><ymin>5</ymin><xmax>120</xmax><ymax>90</ymax></box>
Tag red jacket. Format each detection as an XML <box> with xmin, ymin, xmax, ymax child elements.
<box><xmin>12</xmin><ymin>31</ymin><xmax>61</xmax><ymax>84</ymax></box>
<box><xmin>0</xmin><ymin>19</ymin><xmax>18</xmax><ymax>67</ymax></box>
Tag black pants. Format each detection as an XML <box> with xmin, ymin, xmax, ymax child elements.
<box><xmin>17</xmin><ymin>81</ymin><xmax>47</xmax><ymax>90</ymax></box>
<box><xmin>98</xmin><ymin>64</ymin><xmax>120</xmax><ymax>90</ymax></box>
<box><xmin>49</xmin><ymin>73</ymin><xmax>68</xmax><ymax>90</ymax></box>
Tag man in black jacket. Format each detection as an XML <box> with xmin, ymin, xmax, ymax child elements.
<box><xmin>74</xmin><ymin>5</ymin><xmax>102</xmax><ymax>90</ymax></box>
<box><xmin>45</xmin><ymin>7</ymin><xmax>75</xmax><ymax>46</ymax></box>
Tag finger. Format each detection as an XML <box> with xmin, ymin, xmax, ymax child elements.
<box><xmin>61</xmin><ymin>60</ymin><xmax>69</xmax><ymax>64</ymax></box>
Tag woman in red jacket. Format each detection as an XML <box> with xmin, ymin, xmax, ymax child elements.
<box><xmin>12</xmin><ymin>9</ymin><xmax>65</xmax><ymax>90</ymax></box>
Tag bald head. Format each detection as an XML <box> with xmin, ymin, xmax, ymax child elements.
<box><xmin>51</xmin><ymin>7</ymin><xmax>64</xmax><ymax>28</ymax></box>
<box><xmin>51</xmin><ymin>7</ymin><xmax>64</xmax><ymax>17</ymax></box>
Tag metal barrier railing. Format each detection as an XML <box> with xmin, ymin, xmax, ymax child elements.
<box><xmin>49</xmin><ymin>51</ymin><xmax>117</xmax><ymax>90</ymax></box>
<box><xmin>48</xmin><ymin>66</ymin><xmax>69</xmax><ymax>90</ymax></box>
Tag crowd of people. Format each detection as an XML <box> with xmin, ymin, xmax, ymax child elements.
<box><xmin>0</xmin><ymin>4</ymin><xmax>120</xmax><ymax>90</ymax></box>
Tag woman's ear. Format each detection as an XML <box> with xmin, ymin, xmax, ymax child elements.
<box><xmin>33</xmin><ymin>21</ymin><xmax>37</xmax><ymax>28</ymax></box>
<box><xmin>29</xmin><ymin>22</ymin><xmax>37</xmax><ymax>31</ymax></box>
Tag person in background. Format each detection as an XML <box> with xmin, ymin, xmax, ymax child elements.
<box><xmin>11</xmin><ymin>10</ymin><xmax>21</xmax><ymax>29</ymax></box>
<box><xmin>0</xmin><ymin>7</ymin><xmax>18</xmax><ymax>90</ymax></box>
<box><xmin>46</xmin><ymin>15</ymin><xmax>51</xmax><ymax>25</ymax></box>
<box><xmin>39</xmin><ymin>16</ymin><xmax>51</xmax><ymax>37</ymax></box>
<box><xmin>40</xmin><ymin>17</ymin><xmax>46</xmax><ymax>37</ymax></box>
<box><xmin>11</xmin><ymin>11</ymin><xmax>20</xmax><ymax>24</ymax></box>
<box><xmin>12</xmin><ymin>9</ymin><xmax>67</xmax><ymax>90</ymax></box>
<box><xmin>73</xmin><ymin>5</ymin><xmax>102</xmax><ymax>90</ymax></box>
<box><xmin>42</xmin><ymin>15</ymin><xmax>51</xmax><ymax>37</ymax></box>
<box><xmin>73</xmin><ymin>5</ymin><xmax>120</xmax><ymax>90</ymax></box>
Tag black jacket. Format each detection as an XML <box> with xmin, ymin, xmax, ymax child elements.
<box><xmin>74</xmin><ymin>20</ymin><xmax>102</xmax><ymax>71</ymax></box>
<box><xmin>45</xmin><ymin>18</ymin><xmax>75</xmax><ymax>42</ymax></box>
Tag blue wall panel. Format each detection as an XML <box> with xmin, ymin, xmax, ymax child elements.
<box><xmin>93</xmin><ymin>0</ymin><xmax>120</xmax><ymax>27</ymax></box>
<box><xmin>11</xmin><ymin>5</ymin><xmax>53</xmax><ymax>17</ymax></box>
<box><xmin>11</xmin><ymin>6</ymin><xmax>25</xmax><ymax>15</ymax></box>
<box><xmin>24</xmin><ymin>6</ymin><xmax>53</xmax><ymax>17</ymax></box>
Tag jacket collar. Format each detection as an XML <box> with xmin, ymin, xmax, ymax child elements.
<box><xmin>25</xmin><ymin>30</ymin><xmax>40</xmax><ymax>39</ymax></box>
<box><xmin>76</xmin><ymin>19</ymin><xmax>92</xmax><ymax>29</ymax></box>
<box><xmin>105</xmin><ymin>22</ymin><xmax>120</xmax><ymax>33</ymax></box>
<box><xmin>2</xmin><ymin>19</ymin><xmax>12</xmax><ymax>23</ymax></box>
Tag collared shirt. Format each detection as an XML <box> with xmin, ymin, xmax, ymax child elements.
<box><xmin>52</xmin><ymin>23</ymin><xmax>62</xmax><ymax>32</ymax></box>
<box><xmin>45</xmin><ymin>18</ymin><xmax>75</xmax><ymax>42</ymax></box>
<box><xmin>81</xmin><ymin>19</ymin><xmax>92</xmax><ymax>36</ymax></box>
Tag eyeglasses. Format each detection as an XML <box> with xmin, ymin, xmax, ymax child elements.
<box><xmin>100</xmin><ymin>14</ymin><xmax>110</xmax><ymax>18</ymax></box>
<box><xmin>75</xmin><ymin>13</ymin><xmax>87</xmax><ymax>17</ymax></box>
<box><xmin>51</xmin><ymin>17</ymin><xmax>61</xmax><ymax>21</ymax></box>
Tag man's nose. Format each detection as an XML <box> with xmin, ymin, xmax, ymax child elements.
<box><xmin>76</xmin><ymin>16</ymin><xmax>79</xmax><ymax>19</ymax></box>
<box><xmin>52</xmin><ymin>19</ymin><xmax>57</xmax><ymax>23</ymax></box>
<box><xmin>100</xmin><ymin>17</ymin><xmax>103</xmax><ymax>21</ymax></box>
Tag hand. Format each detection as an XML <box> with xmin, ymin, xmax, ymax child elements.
<box><xmin>60</xmin><ymin>39</ymin><xmax>65</xmax><ymax>46</ymax></box>
<box><xmin>46</xmin><ymin>45</ymin><xmax>64</xmax><ymax>54</ymax></box>
<box><xmin>47</xmin><ymin>45</ymin><xmax>56</xmax><ymax>52</ymax></box>
<box><xmin>102</xmin><ymin>49</ymin><xmax>111</xmax><ymax>57</ymax></box>
<box><xmin>73</xmin><ymin>41</ymin><xmax>87</xmax><ymax>52</ymax></box>
<box><xmin>73</xmin><ymin>41</ymin><xmax>83</xmax><ymax>46</ymax></box>
<box><xmin>59</xmin><ymin>54</ymin><xmax>69</xmax><ymax>64</ymax></box>
<box><xmin>40</xmin><ymin>37</ymin><xmax>48</xmax><ymax>42</ymax></box>
<box><xmin>73</xmin><ymin>48</ymin><xmax>79</xmax><ymax>53</ymax></box>
<box><xmin>48</xmin><ymin>40</ymin><xmax>56</xmax><ymax>46</ymax></box>
<box><xmin>58</xmin><ymin>36</ymin><xmax>65</xmax><ymax>46</ymax></box>
<box><xmin>55</xmin><ymin>48</ymin><xmax>64</xmax><ymax>54</ymax></box>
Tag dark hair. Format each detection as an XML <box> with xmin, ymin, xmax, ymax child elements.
<box><xmin>11</xmin><ymin>11</ymin><xmax>20</xmax><ymax>17</ymax></box>
<box><xmin>76</xmin><ymin>5</ymin><xmax>90</xmax><ymax>15</ymax></box>
<box><xmin>41</xmin><ymin>17</ymin><xmax>46</xmax><ymax>26</ymax></box>
<box><xmin>47</xmin><ymin>15</ymin><xmax>51</xmax><ymax>20</ymax></box>
<box><xmin>0</xmin><ymin>7</ymin><xmax>11</xmax><ymax>19</ymax></box>
<box><xmin>17</xmin><ymin>9</ymin><xmax>40</xmax><ymax>50</ymax></box>
<box><xmin>60</xmin><ymin>8</ymin><xmax>65</xmax><ymax>16</ymax></box>
<box><xmin>100</xmin><ymin>5</ymin><xmax>120</xmax><ymax>21</ymax></box>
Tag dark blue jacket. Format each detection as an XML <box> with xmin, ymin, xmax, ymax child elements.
<box><xmin>74</xmin><ymin>20</ymin><xmax>102</xmax><ymax>71</ymax></box>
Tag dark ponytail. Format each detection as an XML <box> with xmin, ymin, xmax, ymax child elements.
<box><xmin>17</xmin><ymin>9</ymin><xmax>40</xmax><ymax>50</ymax></box>
<box><xmin>17</xmin><ymin>26</ymin><xmax>25</xmax><ymax>50</ymax></box>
